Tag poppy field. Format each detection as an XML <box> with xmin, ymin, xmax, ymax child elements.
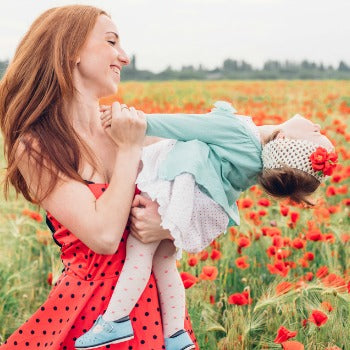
<box><xmin>0</xmin><ymin>80</ymin><xmax>349</xmax><ymax>349</ymax></box>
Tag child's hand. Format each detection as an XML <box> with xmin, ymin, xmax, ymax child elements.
<box><xmin>99</xmin><ymin>104</ymin><xmax>145</xmax><ymax>128</ymax></box>
<box><xmin>99</xmin><ymin>103</ymin><xmax>146</xmax><ymax>149</ymax></box>
<box><xmin>99</xmin><ymin>104</ymin><xmax>112</xmax><ymax>128</ymax></box>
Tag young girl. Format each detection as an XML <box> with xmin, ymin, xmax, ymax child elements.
<box><xmin>75</xmin><ymin>101</ymin><xmax>337</xmax><ymax>350</ymax></box>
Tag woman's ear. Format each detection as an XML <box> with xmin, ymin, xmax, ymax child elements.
<box><xmin>76</xmin><ymin>56</ymin><xmax>80</xmax><ymax>65</ymax></box>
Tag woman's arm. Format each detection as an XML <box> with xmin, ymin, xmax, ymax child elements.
<box><xmin>17</xmin><ymin>143</ymin><xmax>143</xmax><ymax>255</ymax></box>
<box><xmin>129</xmin><ymin>194</ymin><xmax>174</xmax><ymax>243</ymax></box>
<box><xmin>17</xmin><ymin>104</ymin><xmax>155</xmax><ymax>255</ymax></box>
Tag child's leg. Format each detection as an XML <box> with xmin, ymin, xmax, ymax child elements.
<box><xmin>103</xmin><ymin>234</ymin><xmax>160</xmax><ymax>321</ymax></box>
<box><xmin>152</xmin><ymin>239</ymin><xmax>186</xmax><ymax>338</ymax></box>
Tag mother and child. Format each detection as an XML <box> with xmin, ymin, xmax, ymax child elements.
<box><xmin>0</xmin><ymin>4</ymin><xmax>337</xmax><ymax>350</ymax></box>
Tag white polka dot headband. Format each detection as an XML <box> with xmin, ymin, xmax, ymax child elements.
<box><xmin>262</xmin><ymin>138</ymin><xmax>338</xmax><ymax>182</ymax></box>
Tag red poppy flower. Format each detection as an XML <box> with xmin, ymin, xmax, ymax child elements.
<box><xmin>267</xmin><ymin>261</ymin><xmax>290</xmax><ymax>277</ymax></box>
<box><xmin>316</xmin><ymin>266</ymin><xmax>329</xmax><ymax>278</ymax></box>
<box><xmin>262</xmin><ymin>227</ymin><xmax>282</xmax><ymax>237</ymax></box>
<box><xmin>237</xmin><ymin>236</ymin><xmax>251</xmax><ymax>249</ymax></box>
<box><xmin>241</xmin><ymin>198</ymin><xmax>254</xmax><ymax>208</ymax></box>
<box><xmin>310</xmin><ymin>147</ymin><xmax>338</xmax><ymax>176</ymax></box>
<box><xmin>274</xmin><ymin>325</ymin><xmax>297</xmax><ymax>343</ymax></box>
<box><xmin>210</xmin><ymin>240</ymin><xmax>220</xmax><ymax>250</ymax></box>
<box><xmin>276</xmin><ymin>282</ymin><xmax>294</xmax><ymax>295</ymax></box>
<box><xmin>272</xmin><ymin>235</ymin><xmax>284</xmax><ymax>248</ymax></box>
<box><xmin>298</xmin><ymin>258</ymin><xmax>309</xmax><ymax>268</ymax></box>
<box><xmin>321</xmin><ymin>301</ymin><xmax>333</xmax><ymax>312</ymax></box>
<box><xmin>336</xmin><ymin>185</ymin><xmax>348</xmax><ymax>194</ymax></box>
<box><xmin>290</xmin><ymin>211</ymin><xmax>300</xmax><ymax>224</ymax></box>
<box><xmin>292</xmin><ymin>238</ymin><xmax>306</xmax><ymax>250</ymax></box>
<box><xmin>235</xmin><ymin>256</ymin><xmax>250</xmax><ymax>269</ymax></box>
<box><xmin>199</xmin><ymin>266</ymin><xmax>218</xmax><ymax>281</ymax></box>
<box><xmin>280</xmin><ymin>205</ymin><xmax>289</xmax><ymax>216</ymax></box>
<box><xmin>266</xmin><ymin>245</ymin><xmax>277</xmax><ymax>257</ymax></box>
<box><xmin>180</xmin><ymin>272</ymin><xmax>198</xmax><ymax>289</ymax></box>
<box><xmin>281</xmin><ymin>340</ymin><xmax>305</xmax><ymax>350</ymax></box>
<box><xmin>228</xmin><ymin>291</ymin><xmax>252</xmax><ymax>305</ymax></box>
<box><xmin>229</xmin><ymin>227</ymin><xmax>238</xmax><ymax>241</ymax></box>
<box><xmin>199</xmin><ymin>250</ymin><xmax>209</xmax><ymax>261</ymax></box>
<box><xmin>303</xmin><ymin>272</ymin><xmax>313</xmax><ymax>281</ymax></box>
<box><xmin>321</xmin><ymin>273</ymin><xmax>347</xmax><ymax>292</ymax></box>
<box><xmin>258</xmin><ymin>198</ymin><xmax>271</xmax><ymax>207</ymax></box>
<box><xmin>303</xmin><ymin>252</ymin><xmax>314</xmax><ymax>261</ymax></box>
<box><xmin>308</xmin><ymin>309</ymin><xmax>328</xmax><ymax>327</ymax></box>
<box><xmin>210</xmin><ymin>248</ymin><xmax>221</xmax><ymax>260</ymax></box>
<box><xmin>188</xmin><ymin>256</ymin><xmax>198</xmax><ymax>267</ymax></box>
<box><xmin>326</xmin><ymin>185</ymin><xmax>337</xmax><ymax>196</ymax></box>
<box><xmin>341</xmin><ymin>234</ymin><xmax>350</xmax><ymax>243</ymax></box>
<box><xmin>306</xmin><ymin>230</ymin><xmax>323</xmax><ymax>242</ymax></box>
<box><xmin>310</xmin><ymin>147</ymin><xmax>328</xmax><ymax>167</ymax></box>
<box><xmin>276</xmin><ymin>249</ymin><xmax>291</xmax><ymax>260</ymax></box>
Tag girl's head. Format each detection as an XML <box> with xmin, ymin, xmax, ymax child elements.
<box><xmin>0</xmin><ymin>5</ymin><xmax>128</xmax><ymax>203</ymax></box>
<box><xmin>275</xmin><ymin>114</ymin><xmax>334</xmax><ymax>151</ymax></box>
<box><xmin>257</xmin><ymin>115</ymin><xmax>337</xmax><ymax>206</ymax></box>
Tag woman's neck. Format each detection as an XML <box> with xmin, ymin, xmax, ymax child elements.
<box><xmin>63</xmin><ymin>95</ymin><xmax>101</xmax><ymax>137</ymax></box>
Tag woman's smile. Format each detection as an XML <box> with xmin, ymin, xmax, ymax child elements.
<box><xmin>110</xmin><ymin>64</ymin><xmax>121</xmax><ymax>75</ymax></box>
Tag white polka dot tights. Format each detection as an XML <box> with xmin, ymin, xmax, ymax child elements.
<box><xmin>103</xmin><ymin>234</ymin><xmax>185</xmax><ymax>338</ymax></box>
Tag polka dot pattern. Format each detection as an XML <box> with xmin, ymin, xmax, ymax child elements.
<box><xmin>1</xmin><ymin>183</ymin><xmax>199</xmax><ymax>349</ymax></box>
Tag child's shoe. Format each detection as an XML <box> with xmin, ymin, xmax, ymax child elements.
<box><xmin>75</xmin><ymin>315</ymin><xmax>134</xmax><ymax>349</ymax></box>
<box><xmin>164</xmin><ymin>329</ymin><xmax>195</xmax><ymax>350</ymax></box>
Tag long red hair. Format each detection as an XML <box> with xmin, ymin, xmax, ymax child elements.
<box><xmin>0</xmin><ymin>5</ymin><xmax>109</xmax><ymax>204</ymax></box>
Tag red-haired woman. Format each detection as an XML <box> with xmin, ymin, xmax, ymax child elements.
<box><xmin>0</xmin><ymin>5</ymin><xmax>198</xmax><ymax>349</ymax></box>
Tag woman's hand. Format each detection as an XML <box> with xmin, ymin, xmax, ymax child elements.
<box><xmin>128</xmin><ymin>194</ymin><xmax>174</xmax><ymax>243</ymax></box>
<box><xmin>99</xmin><ymin>103</ymin><xmax>146</xmax><ymax>149</ymax></box>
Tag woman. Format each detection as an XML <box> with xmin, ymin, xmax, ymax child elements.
<box><xmin>0</xmin><ymin>5</ymin><xmax>198</xmax><ymax>349</ymax></box>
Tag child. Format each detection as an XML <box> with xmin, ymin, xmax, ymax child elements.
<box><xmin>75</xmin><ymin>101</ymin><xmax>337</xmax><ymax>350</ymax></box>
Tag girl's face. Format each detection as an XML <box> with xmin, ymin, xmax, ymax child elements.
<box><xmin>278</xmin><ymin>114</ymin><xmax>335</xmax><ymax>151</ymax></box>
<box><xmin>74</xmin><ymin>14</ymin><xmax>129</xmax><ymax>98</ymax></box>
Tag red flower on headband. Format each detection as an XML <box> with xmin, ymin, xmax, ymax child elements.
<box><xmin>310</xmin><ymin>147</ymin><xmax>338</xmax><ymax>176</ymax></box>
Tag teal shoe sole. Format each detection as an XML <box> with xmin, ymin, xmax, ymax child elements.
<box><xmin>75</xmin><ymin>334</ymin><xmax>134</xmax><ymax>349</ymax></box>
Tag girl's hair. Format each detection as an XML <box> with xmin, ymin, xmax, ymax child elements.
<box><xmin>0</xmin><ymin>5</ymin><xmax>109</xmax><ymax>204</ymax></box>
<box><xmin>257</xmin><ymin>129</ymin><xmax>320</xmax><ymax>206</ymax></box>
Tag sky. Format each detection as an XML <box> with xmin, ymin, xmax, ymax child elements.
<box><xmin>0</xmin><ymin>0</ymin><xmax>349</xmax><ymax>73</ymax></box>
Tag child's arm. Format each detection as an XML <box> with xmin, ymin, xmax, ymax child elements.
<box><xmin>145</xmin><ymin>112</ymin><xmax>229</xmax><ymax>144</ymax></box>
<box><xmin>99</xmin><ymin>104</ymin><xmax>234</xmax><ymax>145</ymax></box>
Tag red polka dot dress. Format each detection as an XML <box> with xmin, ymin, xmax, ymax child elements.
<box><xmin>1</xmin><ymin>182</ymin><xmax>199</xmax><ymax>350</ymax></box>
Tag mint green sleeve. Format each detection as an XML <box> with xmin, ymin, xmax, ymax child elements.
<box><xmin>145</xmin><ymin>113</ymin><xmax>231</xmax><ymax>144</ymax></box>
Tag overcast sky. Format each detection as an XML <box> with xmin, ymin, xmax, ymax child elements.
<box><xmin>0</xmin><ymin>0</ymin><xmax>349</xmax><ymax>72</ymax></box>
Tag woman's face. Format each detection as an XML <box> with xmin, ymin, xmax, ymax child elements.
<box><xmin>74</xmin><ymin>14</ymin><xmax>129</xmax><ymax>98</ymax></box>
<box><xmin>278</xmin><ymin>114</ymin><xmax>335</xmax><ymax>152</ymax></box>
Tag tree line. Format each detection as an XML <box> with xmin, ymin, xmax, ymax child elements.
<box><xmin>1</xmin><ymin>57</ymin><xmax>350</xmax><ymax>80</ymax></box>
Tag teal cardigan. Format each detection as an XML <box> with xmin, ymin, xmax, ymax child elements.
<box><xmin>144</xmin><ymin>101</ymin><xmax>263</xmax><ymax>227</ymax></box>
